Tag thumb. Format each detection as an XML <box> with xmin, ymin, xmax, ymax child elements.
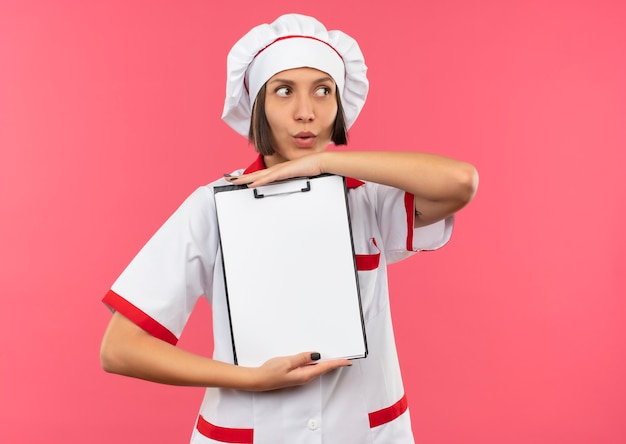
<box><xmin>293</xmin><ymin>351</ymin><xmax>322</xmax><ymax>368</ymax></box>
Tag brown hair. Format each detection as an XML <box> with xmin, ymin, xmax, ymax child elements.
<box><xmin>248</xmin><ymin>85</ymin><xmax>348</xmax><ymax>156</ymax></box>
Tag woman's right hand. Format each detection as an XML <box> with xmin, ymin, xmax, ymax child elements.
<box><xmin>247</xmin><ymin>352</ymin><xmax>352</xmax><ymax>391</ymax></box>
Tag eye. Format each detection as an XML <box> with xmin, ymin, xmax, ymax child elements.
<box><xmin>275</xmin><ymin>86</ymin><xmax>291</xmax><ymax>97</ymax></box>
<box><xmin>315</xmin><ymin>86</ymin><xmax>331</xmax><ymax>97</ymax></box>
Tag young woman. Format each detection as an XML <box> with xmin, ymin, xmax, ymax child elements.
<box><xmin>100</xmin><ymin>13</ymin><xmax>478</xmax><ymax>444</ymax></box>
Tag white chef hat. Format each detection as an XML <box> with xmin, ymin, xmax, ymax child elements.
<box><xmin>221</xmin><ymin>13</ymin><xmax>369</xmax><ymax>137</ymax></box>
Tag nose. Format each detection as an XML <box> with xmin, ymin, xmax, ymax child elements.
<box><xmin>294</xmin><ymin>95</ymin><xmax>315</xmax><ymax>122</ymax></box>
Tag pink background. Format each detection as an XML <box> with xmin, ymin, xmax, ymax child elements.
<box><xmin>1</xmin><ymin>0</ymin><xmax>625</xmax><ymax>442</ymax></box>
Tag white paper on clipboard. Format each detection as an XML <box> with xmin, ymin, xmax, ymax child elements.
<box><xmin>214</xmin><ymin>174</ymin><xmax>367</xmax><ymax>367</ymax></box>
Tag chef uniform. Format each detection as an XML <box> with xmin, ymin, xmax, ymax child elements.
<box><xmin>103</xmin><ymin>14</ymin><xmax>454</xmax><ymax>444</ymax></box>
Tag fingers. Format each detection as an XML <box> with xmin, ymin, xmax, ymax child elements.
<box><xmin>254</xmin><ymin>352</ymin><xmax>352</xmax><ymax>391</ymax></box>
<box><xmin>224</xmin><ymin>173</ymin><xmax>252</xmax><ymax>186</ymax></box>
<box><xmin>308</xmin><ymin>356</ymin><xmax>353</xmax><ymax>373</ymax></box>
<box><xmin>287</xmin><ymin>352</ymin><xmax>352</xmax><ymax>382</ymax></box>
<box><xmin>292</xmin><ymin>351</ymin><xmax>321</xmax><ymax>367</ymax></box>
<box><xmin>290</xmin><ymin>351</ymin><xmax>350</xmax><ymax>368</ymax></box>
<box><xmin>224</xmin><ymin>171</ymin><xmax>268</xmax><ymax>188</ymax></box>
<box><xmin>224</xmin><ymin>163</ymin><xmax>286</xmax><ymax>187</ymax></box>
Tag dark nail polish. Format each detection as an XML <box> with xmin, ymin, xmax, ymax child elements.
<box><xmin>311</xmin><ymin>352</ymin><xmax>321</xmax><ymax>361</ymax></box>
<box><xmin>223</xmin><ymin>174</ymin><xmax>232</xmax><ymax>178</ymax></box>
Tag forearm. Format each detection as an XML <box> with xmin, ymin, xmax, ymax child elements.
<box><xmin>100</xmin><ymin>312</ymin><xmax>255</xmax><ymax>389</ymax></box>
<box><xmin>100</xmin><ymin>311</ymin><xmax>351</xmax><ymax>391</ymax></box>
<box><xmin>319</xmin><ymin>151</ymin><xmax>473</xmax><ymax>196</ymax></box>
<box><xmin>319</xmin><ymin>151</ymin><xmax>479</xmax><ymax>224</ymax></box>
<box><xmin>229</xmin><ymin>150</ymin><xmax>478</xmax><ymax>225</ymax></box>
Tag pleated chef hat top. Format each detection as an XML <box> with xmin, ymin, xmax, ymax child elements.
<box><xmin>221</xmin><ymin>13</ymin><xmax>369</xmax><ymax>137</ymax></box>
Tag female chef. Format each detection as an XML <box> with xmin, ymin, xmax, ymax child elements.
<box><xmin>100</xmin><ymin>13</ymin><xmax>478</xmax><ymax>444</ymax></box>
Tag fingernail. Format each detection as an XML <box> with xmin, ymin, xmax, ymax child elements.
<box><xmin>223</xmin><ymin>174</ymin><xmax>231</xmax><ymax>177</ymax></box>
<box><xmin>310</xmin><ymin>352</ymin><xmax>321</xmax><ymax>361</ymax></box>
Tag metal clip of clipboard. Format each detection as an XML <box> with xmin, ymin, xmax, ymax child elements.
<box><xmin>253</xmin><ymin>179</ymin><xmax>311</xmax><ymax>199</ymax></box>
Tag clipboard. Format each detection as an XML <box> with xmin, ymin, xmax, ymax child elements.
<box><xmin>214</xmin><ymin>174</ymin><xmax>367</xmax><ymax>367</ymax></box>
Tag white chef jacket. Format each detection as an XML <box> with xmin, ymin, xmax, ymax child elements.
<box><xmin>103</xmin><ymin>155</ymin><xmax>454</xmax><ymax>444</ymax></box>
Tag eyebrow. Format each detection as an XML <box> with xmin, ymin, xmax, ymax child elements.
<box><xmin>268</xmin><ymin>76</ymin><xmax>334</xmax><ymax>86</ymax></box>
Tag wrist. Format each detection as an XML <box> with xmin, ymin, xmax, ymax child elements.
<box><xmin>318</xmin><ymin>150</ymin><xmax>332</xmax><ymax>175</ymax></box>
<box><xmin>232</xmin><ymin>365</ymin><xmax>266</xmax><ymax>391</ymax></box>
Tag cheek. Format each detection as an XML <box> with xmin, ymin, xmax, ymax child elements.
<box><xmin>265</xmin><ymin>111</ymin><xmax>284</xmax><ymax>135</ymax></box>
<box><xmin>322</xmin><ymin>107</ymin><xmax>338</xmax><ymax>133</ymax></box>
<box><xmin>263</xmin><ymin>99</ymin><xmax>284</xmax><ymax>129</ymax></box>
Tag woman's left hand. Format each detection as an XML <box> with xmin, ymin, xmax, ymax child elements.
<box><xmin>226</xmin><ymin>153</ymin><xmax>325</xmax><ymax>188</ymax></box>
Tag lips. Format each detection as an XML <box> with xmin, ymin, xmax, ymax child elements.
<box><xmin>293</xmin><ymin>131</ymin><xmax>316</xmax><ymax>147</ymax></box>
<box><xmin>295</xmin><ymin>131</ymin><xmax>315</xmax><ymax>139</ymax></box>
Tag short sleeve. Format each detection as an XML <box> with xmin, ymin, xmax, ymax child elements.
<box><xmin>369</xmin><ymin>183</ymin><xmax>454</xmax><ymax>264</ymax></box>
<box><xmin>103</xmin><ymin>186</ymin><xmax>219</xmax><ymax>344</ymax></box>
